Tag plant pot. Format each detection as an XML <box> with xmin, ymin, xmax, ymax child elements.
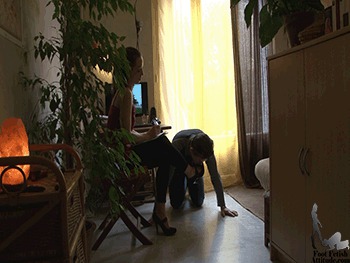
<box><xmin>284</xmin><ymin>11</ymin><xmax>315</xmax><ymax>47</ymax></box>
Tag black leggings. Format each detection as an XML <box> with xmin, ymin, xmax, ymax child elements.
<box><xmin>132</xmin><ymin>134</ymin><xmax>188</xmax><ymax>203</ymax></box>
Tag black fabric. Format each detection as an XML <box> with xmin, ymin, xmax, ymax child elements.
<box><xmin>132</xmin><ymin>134</ymin><xmax>188</xmax><ymax>203</ymax></box>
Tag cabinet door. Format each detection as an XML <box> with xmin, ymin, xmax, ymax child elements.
<box><xmin>269</xmin><ymin>50</ymin><xmax>306</xmax><ymax>263</ymax></box>
<box><xmin>305</xmin><ymin>32</ymin><xmax>350</xmax><ymax>261</ymax></box>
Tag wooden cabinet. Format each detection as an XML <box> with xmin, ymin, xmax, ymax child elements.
<box><xmin>0</xmin><ymin>144</ymin><xmax>88</xmax><ymax>263</ymax></box>
<box><xmin>269</xmin><ymin>27</ymin><xmax>350</xmax><ymax>263</ymax></box>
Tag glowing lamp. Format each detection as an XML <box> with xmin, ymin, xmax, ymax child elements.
<box><xmin>0</xmin><ymin>118</ymin><xmax>30</xmax><ymax>186</ymax></box>
<box><xmin>91</xmin><ymin>43</ymin><xmax>113</xmax><ymax>84</ymax></box>
<box><xmin>92</xmin><ymin>64</ymin><xmax>113</xmax><ymax>84</ymax></box>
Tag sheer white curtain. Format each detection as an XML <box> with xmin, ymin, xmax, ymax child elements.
<box><xmin>153</xmin><ymin>0</ymin><xmax>241</xmax><ymax>189</ymax></box>
<box><xmin>231</xmin><ymin>0</ymin><xmax>270</xmax><ymax>188</ymax></box>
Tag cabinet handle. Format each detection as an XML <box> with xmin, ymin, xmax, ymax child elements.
<box><xmin>298</xmin><ymin>148</ymin><xmax>305</xmax><ymax>174</ymax></box>
<box><xmin>303</xmin><ymin>148</ymin><xmax>310</xmax><ymax>176</ymax></box>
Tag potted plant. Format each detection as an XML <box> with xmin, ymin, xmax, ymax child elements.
<box><xmin>231</xmin><ymin>0</ymin><xmax>325</xmax><ymax>47</ymax></box>
<box><xmin>21</xmin><ymin>0</ymin><xmax>143</xmax><ymax>215</ymax></box>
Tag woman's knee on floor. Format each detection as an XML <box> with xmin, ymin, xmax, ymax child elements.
<box><xmin>170</xmin><ymin>198</ymin><xmax>185</xmax><ymax>209</ymax></box>
<box><xmin>190</xmin><ymin>195</ymin><xmax>204</xmax><ymax>208</ymax></box>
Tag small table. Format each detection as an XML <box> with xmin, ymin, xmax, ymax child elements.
<box><xmin>99</xmin><ymin>115</ymin><xmax>171</xmax><ymax>133</ymax></box>
<box><xmin>134</xmin><ymin>124</ymin><xmax>172</xmax><ymax>133</ymax></box>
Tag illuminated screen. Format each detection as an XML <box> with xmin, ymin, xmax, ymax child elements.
<box><xmin>133</xmin><ymin>82</ymin><xmax>148</xmax><ymax>116</ymax></box>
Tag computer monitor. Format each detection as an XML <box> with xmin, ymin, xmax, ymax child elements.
<box><xmin>133</xmin><ymin>82</ymin><xmax>148</xmax><ymax>116</ymax></box>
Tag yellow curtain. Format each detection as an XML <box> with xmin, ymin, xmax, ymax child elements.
<box><xmin>153</xmin><ymin>0</ymin><xmax>241</xmax><ymax>190</ymax></box>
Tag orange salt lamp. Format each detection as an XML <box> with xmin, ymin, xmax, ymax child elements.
<box><xmin>0</xmin><ymin>118</ymin><xmax>30</xmax><ymax>185</ymax></box>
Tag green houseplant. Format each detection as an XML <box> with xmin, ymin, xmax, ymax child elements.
<box><xmin>21</xmin><ymin>0</ymin><xmax>142</xmax><ymax>215</ymax></box>
<box><xmin>231</xmin><ymin>0</ymin><xmax>325</xmax><ymax>47</ymax></box>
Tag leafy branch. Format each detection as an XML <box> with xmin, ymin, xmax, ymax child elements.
<box><xmin>22</xmin><ymin>0</ymin><xmax>142</xmax><ymax>214</ymax></box>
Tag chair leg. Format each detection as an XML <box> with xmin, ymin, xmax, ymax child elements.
<box><xmin>92</xmin><ymin>215</ymin><xmax>119</xmax><ymax>250</ymax></box>
<box><xmin>97</xmin><ymin>214</ymin><xmax>111</xmax><ymax>230</ymax></box>
<box><xmin>124</xmin><ymin>201</ymin><xmax>152</xmax><ymax>227</ymax></box>
<box><xmin>92</xmin><ymin>170</ymin><xmax>154</xmax><ymax>250</ymax></box>
<box><xmin>120</xmin><ymin>211</ymin><xmax>153</xmax><ymax>245</ymax></box>
<box><xmin>92</xmin><ymin>203</ymin><xmax>153</xmax><ymax>250</ymax></box>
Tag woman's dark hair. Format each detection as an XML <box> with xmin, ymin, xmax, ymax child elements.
<box><xmin>126</xmin><ymin>47</ymin><xmax>141</xmax><ymax>67</ymax></box>
<box><xmin>190</xmin><ymin>133</ymin><xmax>214</xmax><ymax>159</ymax></box>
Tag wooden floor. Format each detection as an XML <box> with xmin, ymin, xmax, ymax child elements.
<box><xmin>225</xmin><ymin>184</ymin><xmax>265</xmax><ymax>220</ymax></box>
<box><xmin>89</xmin><ymin>190</ymin><xmax>275</xmax><ymax>263</ymax></box>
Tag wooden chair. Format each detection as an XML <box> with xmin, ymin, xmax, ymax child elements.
<box><xmin>92</xmin><ymin>165</ymin><xmax>153</xmax><ymax>250</ymax></box>
<box><xmin>131</xmin><ymin>167</ymin><xmax>157</xmax><ymax>206</ymax></box>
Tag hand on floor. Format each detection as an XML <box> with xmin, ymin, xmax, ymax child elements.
<box><xmin>221</xmin><ymin>206</ymin><xmax>238</xmax><ymax>217</ymax></box>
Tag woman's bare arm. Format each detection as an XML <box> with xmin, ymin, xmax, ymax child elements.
<box><xmin>119</xmin><ymin>89</ymin><xmax>160</xmax><ymax>143</ymax></box>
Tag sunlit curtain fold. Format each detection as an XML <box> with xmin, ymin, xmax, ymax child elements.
<box><xmin>231</xmin><ymin>0</ymin><xmax>270</xmax><ymax>188</ymax></box>
<box><xmin>153</xmin><ymin>0</ymin><xmax>241</xmax><ymax>190</ymax></box>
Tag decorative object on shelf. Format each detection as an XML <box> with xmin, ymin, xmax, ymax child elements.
<box><xmin>284</xmin><ymin>11</ymin><xmax>316</xmax><ymax>46</ymax></box>
<box><xmin>231</xmin><ymin>0</ymin><xmax>325</xmax><ymax>47</ymax></box>
<box><xmin>339</xmin><ymin>0</ymin><xmax>350</xmax><ymax>28</ymax></box>
<box><xmin>331</xmin><ymin>0</ymin><xmax>349</xmax><ymax>31</ymax></box>
<box><xmin>0</xmin><ymin>118</ymin><xmax>29</xmax><ymax>187</ymax></box>
<box><xmin>324</xmin><ymin>5</ymin><xmax>333</xmax><ymax>33</ymax></box>
<box><xmin>332</xmin><ymin>0</ymin><xmax>341</xmax><ymax>30</ymax></box>
<box><xmin>298</xmin><ymin>12</ymin><xmax>325</xmax><ymax>44</ymax></box>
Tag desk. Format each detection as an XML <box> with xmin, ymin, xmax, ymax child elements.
<box><xmin>99</xmin><ymin>115</ymin><xmax>171</xmax><ymax>133</ymax></box>
<box><xmin>134</xmin><ymin>124</ymin><xmax>172</xmax><ymax>133</ymax></box>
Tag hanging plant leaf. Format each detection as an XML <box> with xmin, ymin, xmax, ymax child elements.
<box><xmin>21</xmin><ymin>0</ymin><xmax>142</xmax><ymax>216</ymax></box>
<box><xmin>259</xmin><ymin>6</ymin><xmax>283</xmax><ymax>47</ymax></box>
<box><xmin>231</xmin><ymin>0</ymin><xmax>324</xmax><ymax>47</ymax></box>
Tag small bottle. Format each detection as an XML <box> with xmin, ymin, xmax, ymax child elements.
<box><xmin>149</xmin><ymin>107</ymin><xmax>156</xmax><ymax>123</ymax></box>
<box><xmin>149</xmin><ymin>107</ymin><xmax>161</xmax><ymax>125</ymax></box>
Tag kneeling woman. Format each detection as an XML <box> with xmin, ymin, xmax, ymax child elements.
<box><xmin>107</xmin><ymin>47</ymin><xmax>196</xmax><ymax>236</ymax></box>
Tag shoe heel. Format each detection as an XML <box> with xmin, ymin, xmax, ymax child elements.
<box><xmin>152</xmin><ymin>213</ymin><xmax>176</xmax><ymax>236</ymax></box>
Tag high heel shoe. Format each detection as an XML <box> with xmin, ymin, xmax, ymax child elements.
<box><xmin>152</xmin><ymin>213</ymin><xmax>177</xmax><ymax>236</ymax></box>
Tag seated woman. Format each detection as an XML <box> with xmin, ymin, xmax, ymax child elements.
<box><xmin>107</xmin><ymin>47</ymin><xmax>197</xmax><ymax>236</ymax></box>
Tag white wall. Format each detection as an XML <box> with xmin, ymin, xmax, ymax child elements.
<box><xmin>1</xmin><ymin>1</ymin><xmax>35</xmax><ymax>124</ymax></box>
<box><xmin>84</xmin><ymin>0</ymin><xmax>154</xmax><ymax>112</ymax></box>
<box><xmin>0</xmin><ymin>1</ymin><xmax>59</xmax><ymax>126</ymax></box>
<box><xmin>100</xmin><ymin>0</ymin><xmax>155</xmax><ymax>109</ymax></box>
